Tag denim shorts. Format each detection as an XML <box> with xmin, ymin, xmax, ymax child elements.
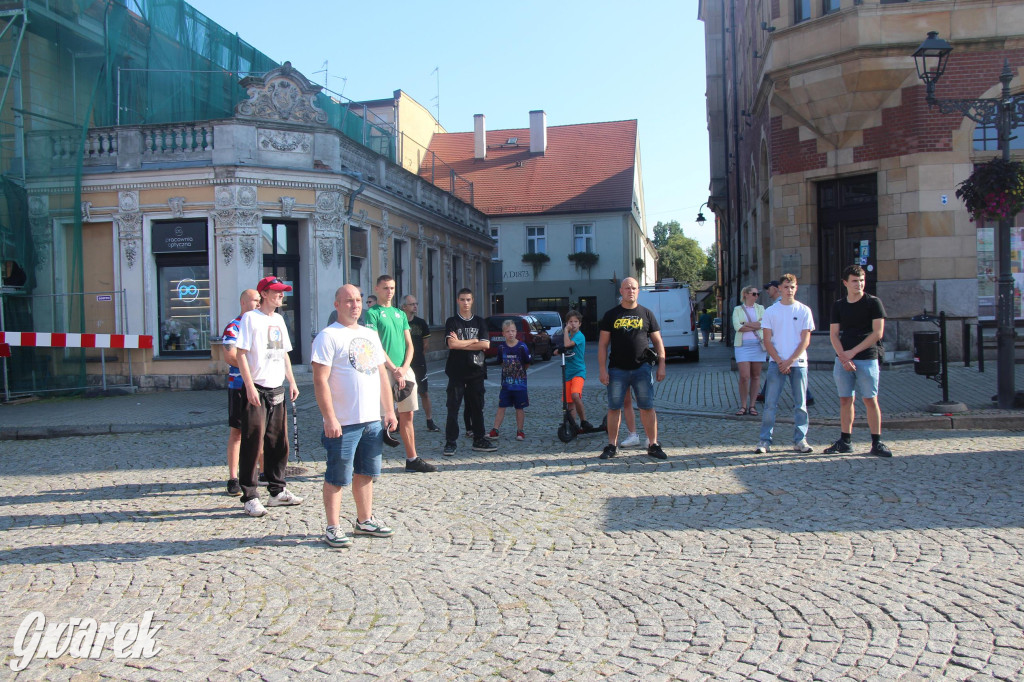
<box><xmin>833</xmin><ymin>358</ymin><xmax>880</xmax><ymax>399</ymax></box>
<box><xmin>607</xmin><ymin>364</ymin><xmax>655</xmax><ymax>410</ymax></box>
<box><xmin>322</xmin><ymin>421</ymin><xmax>383</xmax><ymax>487</ymax></box>
<box><xmin>498</xmin><ymin>387</ymin><xmax>529</xmax><ymax>409</ymax></box>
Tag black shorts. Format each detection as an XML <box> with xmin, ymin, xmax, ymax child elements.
<box><xmin>411</xmin><ymin>364</ymin><xmax>428</xmax><ymax>391</ymax></box>
<box><xmin>228</xmin><ymin>387</ymin><xmax>246</xmax><ymax>429</ymax></box>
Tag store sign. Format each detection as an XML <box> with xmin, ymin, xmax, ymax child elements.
<box><xmin>152</xmin><ymin>222</ymin><xmax>207</xmax><ymax>253</ymax></box>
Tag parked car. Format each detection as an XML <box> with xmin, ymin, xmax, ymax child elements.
<box><xmin>713</xmin><ymin>317</ymin><xmax>722</xmax><ymax>337</ymax></box>
<box><xmin>528</xmin><ymin>311</ymin><xmax>563</xmax><ymax>339</ymax></box>
<box><xmin>484</xmin><ymin>314</ymin><xmax>553</xmax><ymax>363</ymax></box>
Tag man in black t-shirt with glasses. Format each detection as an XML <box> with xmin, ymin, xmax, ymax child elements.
<box><xmin>824</xmin><ymin>264</ymin><xmax>892</xmax><ymax>457</ymax></box>
<box><xmin>597</xmin><ymin>277</ymin><xmax>668</xmax><ymax>460</ymax></box>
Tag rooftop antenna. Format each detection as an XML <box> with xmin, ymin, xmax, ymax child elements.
<box><xmin>313</xmin><ymin>60</ymin><xmax>348</xmax><ymax>97</ymax></box>
<box><xmin>430</xmin><ymin>66</ymin><xmax>440</xmax><ymax>127</ymax></box>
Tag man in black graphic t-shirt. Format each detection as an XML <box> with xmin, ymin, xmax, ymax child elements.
<box><xmin>597</xmin><ymin>277</ymin><xmax>667</xmax><ymax>461</ymax></box>
<box><xmin>442</xmin><ymin>288</ymin><xmax>496</xmax><ymax>456</ymax></box>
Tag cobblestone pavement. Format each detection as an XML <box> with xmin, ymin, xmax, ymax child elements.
<box><xmin>2</xmin><ymin>387</ymin><xmax>1022</xmax><ymax>680</ymax></box>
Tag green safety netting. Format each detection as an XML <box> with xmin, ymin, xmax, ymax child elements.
<box><xmin>0</xmin><ymin>0</ymin><xmax>395</xmax><ymax>396</ymax></box>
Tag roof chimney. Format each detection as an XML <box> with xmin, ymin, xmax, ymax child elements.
<box><xmin>474</xmin><ymin>114</ymin><xmax>486</xmax><ymax>159</ymax></box>
<box><xmin>529</xmin><ymin>110</ymin><xmax>546</xmax><ymax>154</ymax></box>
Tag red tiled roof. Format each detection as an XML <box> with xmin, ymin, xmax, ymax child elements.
<box><xmin>420</xmin><ymin>119</ymin><xmax>637</xmax><ymax>217</ymax></box>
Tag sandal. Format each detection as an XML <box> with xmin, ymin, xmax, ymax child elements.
<box><xmin>748</xmin><ymin>406</ymin><xmax>758</xmax><ymax>416</ymax></box>
<box><xmin>735</xmin><ymin>407</ymin><xmax>748</xmax><ymax>416</ymax></box>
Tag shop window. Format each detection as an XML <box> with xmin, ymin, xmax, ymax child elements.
<box><xmin>153</xmin><ymin>221</ymin><xmax>210</xmax><ymax>357</ymax></box>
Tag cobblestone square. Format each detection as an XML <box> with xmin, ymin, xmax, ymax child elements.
<box><xmin>1</xmin><ymin>392</ymin><xmax>1022</xmax><ymax>680</ymax></box>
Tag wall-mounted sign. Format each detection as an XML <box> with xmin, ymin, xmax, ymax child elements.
<box><xmin>780</xmin><ymin>253</ymin><xmax>801</xmax><ymax>278</ymax></box>
<box><xmin>96</xmin><ymin>294</ymin><xmax>112</xmax><ymax>301</ymax></box>
<box><xmin>503</xmin><ymin>269</ymin><xmax>531</xmax><ymax>280</ymax></box>
<box><xmin>152</xmin><ymin>221</ymin><xmax>207</xmax><ymax>254</ymax></box>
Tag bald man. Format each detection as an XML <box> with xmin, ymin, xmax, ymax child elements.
<box><xmin>222</xmin><ymin>288</ymin><xmax>261</xmax><ymax>496</ymax></box>
<box><xmin>597</xmin><ymin>277</ymin><xmax>667</xmax><ymax>461</ymax></box>
<box><xmin>312</xmin><ymin>285</ymin><xmax>398</xmax><ymax>548</ymax></box>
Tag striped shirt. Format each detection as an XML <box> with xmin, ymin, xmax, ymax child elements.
<box><xmin>222</xmin><ymin>314</ymin><xmax>244</xmax><ymax>390</ymax></box>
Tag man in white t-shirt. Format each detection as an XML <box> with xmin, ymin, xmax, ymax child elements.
<box><xmin>235</xmin><ymin>276</ymin><xmax>302</xmax><ymax>517</ymax></box>
<box><xmin>311</xmin><ymin>284</ymin><xmax>399</xmax><ymax>549</ymax></box>
<box><xmin>756</xmin><ymin>273</ymin><xmax>815</xmax><ymax>454</ymax></box>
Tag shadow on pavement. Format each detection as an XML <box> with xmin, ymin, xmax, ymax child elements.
<box><xmin>601</xmin><ymin>449</ymin><xmax>1024</xmax><ymax>533</ymax></box>
<box><xmin>0</xmin><ymin>534</ymin><xmax>313</xmax><ymax>566</ymax></box>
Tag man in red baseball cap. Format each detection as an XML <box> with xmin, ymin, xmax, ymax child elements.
<box><xmin>234</xmin><ymin>275</ymin><xmax>302</xmax><ymax>517</ymax></box>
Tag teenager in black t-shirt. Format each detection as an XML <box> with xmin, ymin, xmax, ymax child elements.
<box><xmin>825</xmin><ymin>265</ymin><xmax>892</xmax><ymax>457</ymax></box>
<box><xmin>442</xmin><ymin>289</ymin><xmax>496</xmax><ymax>455</ymax></box>
<box><xmin>597</xmin><ymin>277</ymin><xmax>668</xmax><ymax>461</ymax></box>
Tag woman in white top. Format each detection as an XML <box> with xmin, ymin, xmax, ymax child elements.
<box><xmin>731</xmin><ymin>286</ymin><xmax>766</xmax><ymax>415</ymax></box>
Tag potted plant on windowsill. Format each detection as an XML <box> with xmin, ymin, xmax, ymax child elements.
<box><xmin>956</xmin><ymin>158</ymin><xmax>1024</xmax><ymax>222</ymax></box>
<box><xmin>567</xmin><ymin>251</ymin><xmax>599</xmax><ymax>276</ymax></box>
<box><xmin>522</xmin><ymin>251</ymin><xmax>550</xmax><ymax>278</ymax></box>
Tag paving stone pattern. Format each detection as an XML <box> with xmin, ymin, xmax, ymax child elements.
<box><xmin>1</xmin><ymin>390</ymin><xmax>1022</xmax><ymax>680</ymax></box>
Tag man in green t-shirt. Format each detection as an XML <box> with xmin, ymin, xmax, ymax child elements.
<box><xmin>364</xmin><ymin>275</ymin><xmax>436</xmax><ymax>473</ymax></box>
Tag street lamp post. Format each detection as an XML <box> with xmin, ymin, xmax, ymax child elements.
<box><xmin>913</xmin><ymin>32</ymin><xmax>1023</xmax><ymax>410</ymax></box>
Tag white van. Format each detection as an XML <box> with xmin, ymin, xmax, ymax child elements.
<box><xmin>636</xmin><ymin>280</ymin><xmax>699</xmax><ymax>361</ymax></box>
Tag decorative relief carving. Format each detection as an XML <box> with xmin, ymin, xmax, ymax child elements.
<box><xmin>221</xmin><ymin>238</ymin><xmax>235</xmax><ymax>266</ymax></box>
<box><xmin>259</xmin><ymin>130</ymin><xmax>311</xmax><ymax>153</ymax></box>
<box><xmin>336</xmin><ymin>238</ymin><xmax>344</xmax><ymax>268</ymax></box>
<box><xmin>379</xmin><ymin>227</ymin><xmax>393</xmax><ymax>275</ymax></box>
<box><xmin>116</xmin><ymin>191</ymin><xmax>142</xmax><ymax>270</ymax></box>
<box><xmin>118</xmin><ymin>190</ymin><xmax>139</xmax><ymax>213</ymax></box>
<box><xmin>237</xmin><ymin>186</ymin><xmax>257</xmax><ymax>207</ymax></box>
<box><xmin>81</xmin><ymin>201</ymin><xmax>92</xmax><ymax>223</ymax></box>
<box><xmin>215</xmin><ymin>186</ymin><xmax>234</xmax><ymax>209</ymax></box>
<box><xmin>168</xmin><ymin>197</ymin><xmax>185</xmax><ymax>218</ymax></box>
<box><xmin>280</xmin><ymin>196</ymin><xmax>295</xmax><ymax>218</ymax></box>
<box><xmin>316</xmin><ymin>191</ymin><xmax>340</xmax><ymax>213</ymax></box>
<box><xmin>235</xmin><ymin>62</ymin><xmax>328</xmax><ymax>126</ymax></box>
<box><xmin>240</xmin><ymin>237</ymin><xmax>257</xmax><ymax>267</ymax></box>
<box><xmin>319</xmin><ymin>238</ymin><xmax>334</xmax><ymax>267</ymax></box>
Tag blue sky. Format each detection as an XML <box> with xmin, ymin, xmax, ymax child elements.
<box><xmin>186</xmin><ymin>0</ymin><xmax>713</xmax><ymax>250</ymax></box>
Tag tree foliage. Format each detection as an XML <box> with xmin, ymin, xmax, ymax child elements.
<box><xmin>652</xmin><ymin>220</ymin><xmax>683</xmax><ymax>249</ymax></box>
<box><xmin>657</xmin><ymin>233</ymin><xmax>706</xmax><ymax>284</ymax></box>
<box><xmin>699</xmin><ymin>242</ymin><xmax>718</xmax><ymax>282</ymax></box>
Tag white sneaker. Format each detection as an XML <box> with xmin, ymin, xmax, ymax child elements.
<box><xmin>620</xmin><ymin>432</ymin><xmax>641</xmax><ymax>448</ymax></box>
<box><xmin>244</xmin><ymin>498</ymin><xmax>267</xmax><ymax>517</ymax></box>
<box><xmin>793</xmin><ymin>439</ymin><xmax>813</xmax><ymax>454</ymax></box>
<box><xmin>266</xmin><ymin>488</ymin><xmax>303</xmax><ymax>506</ymax></box>
<box><xmin>754</xmin><ymin>440</ymin><xmax>771</xmax><ymax>454</ymax></box>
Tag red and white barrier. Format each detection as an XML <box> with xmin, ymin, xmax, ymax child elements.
<box><xmin>0</xmin><ymin>332</ymin><xmax>153</xmax><ymax>349</ymax></box>
<box><xmin>0</xmin><ymin>343</ymin><xmax>9</xmax><ymax>357</ymax></box>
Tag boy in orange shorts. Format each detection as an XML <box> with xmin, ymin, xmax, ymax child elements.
<box><xmin>560</xmin><ymin>310</ymin><xmax>595</xmax><ymax>432</ymax></box>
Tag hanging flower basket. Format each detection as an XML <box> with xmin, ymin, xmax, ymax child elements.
<box><xmin>634</xmin><ymin>257</ymin><xmax>645</xmax><ymax>276</ymax></box>
<box><xmin>567</xmin><ymin>251</ymin><xmax>599</xmax><ymax>273</ymax></box>
<box><xmin>522</xmin><ymin>251</ymin><xmax>550</xmax><ymax>278</ymax></box>
<box><xmin>955</xmin><ymin>158</ymin><xmax>1024</xmax><ymax>222</ymax></box>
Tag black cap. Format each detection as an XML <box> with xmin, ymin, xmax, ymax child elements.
<box><xmin>764</xmin><ymin>280</ymin><xmax>780</xmax><ymax>289</ymax></box>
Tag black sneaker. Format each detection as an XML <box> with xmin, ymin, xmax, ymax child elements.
<box><xmin>258</xmin><ymin>472</ymin><xmax>267</xmax><ymax>485</ymax></box>
<box><xmin>472</xmin><ymin>437</ymin><xmax>498</xmax><ymax>452</ymax></box>
<box><xmin>425</xmin><ymin>419</ymin><xmax>440</xmax><ymax>432</ymax></box>
<box><xmin>870</xmin><ymin>441</ymin><xmax>893</xmax><ymax>458</ymax></box>
<box><xmin>405</xmin><ymin>457</ymin><xmax>437</xmax><ymax>473</ymax></box>
<box><xmin>647</xmin><ymin>443</ymin><xmax>667</xmax><ymax>460</ymax></box>
<box><xmin>823</xmin><ymin>439</ymin><xmax>853</xmax><ymax>454</ymax></box>
<box><xmin>599</xmin><ymin>444</ymin><xmax>617</xmax><ymax>460</ymax></box>
<box><xmin>226</xmin><ymin>478</ymin><xmax>241</xmax><ymax>496</ymax></box>
<box><xmin>580</xmin><ymin>420</ymin><xmax>596</xmax><ymax>433</ymax></box>
<box><xmin>443</xmin><ymin>441</ymin><xmax>457</xmax><ymax>456</ymax></box>
<box><xmin>755</xmin><ymin>393</ymin><xmax>765</xmax><ymax>403</ymax></box>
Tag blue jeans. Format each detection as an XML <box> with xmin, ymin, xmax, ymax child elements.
<box><xmin>322</xmin><ymin>421</ymin><xmax>383</xmax><ymax>487</ymax></box>
<box><xmin>759</xmin><ymin>363</ymin><xmax>808</xmax><ymax>445</ymax></box>
<box><xmin>607</xmin><ymin>364</ymin><xmax>655</xmax><ymax>410</ymax></box>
